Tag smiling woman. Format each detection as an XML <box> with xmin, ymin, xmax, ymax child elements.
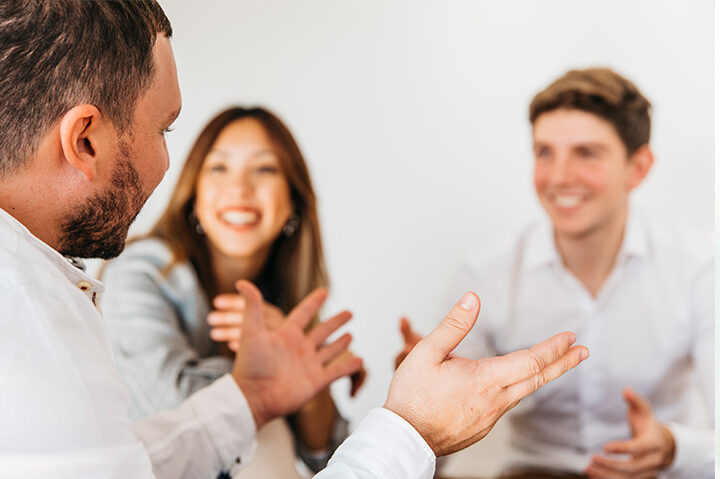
<box><xmin>100</xmin><ymin>106</ymin><xmax>362</xmax><ymax>476</ymax></box>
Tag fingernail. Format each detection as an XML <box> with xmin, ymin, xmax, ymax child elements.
<box><xmin>580</xmin><ymin>348</ymin><xmax>589</xmax><ymax>360</ymax></box>
<box><xmin>458</xmin><ymin>293</ymin><xmax>477</xmax><ymax>311</ymax></box>
<box><xmin>568</xmin><ymin>332</ymin><xmax>576</xmax><ymax>344</ymax></box>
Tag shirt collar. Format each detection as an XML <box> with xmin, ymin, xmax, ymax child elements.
<box><xmin>0</xmin><ymin>207</ymin><xmax>104</xmax><ymax>292</ymax></box>
<box><xmin>617</xmin><ymin>209</ymin><xmax>648</xmax><ymax>261</ymax></box>
<box><xmin>524</xmin><ymin>210</ymin><xmax>648</xmax><ymax>271</ymax></box>
<box><xmin>524</xmin><ymin>217</ymin><xmax>562</xmax><ymax>270</ymax></box>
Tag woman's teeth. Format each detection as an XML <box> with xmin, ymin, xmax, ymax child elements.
<box><xmin>220</xmin><ymin>210</ymin><xmax>259</xmax><ymax>225</ymax></box>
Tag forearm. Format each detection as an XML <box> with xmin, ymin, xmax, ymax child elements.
<box><xmin>121</xmin><ymin>349</ymin><xmax>233</xmax><ymax>416</ymax></box>
<box><xmin>134</xmin><ymin>374</ymin><xmax>257</xmax><ymax>479</ymax></box>
<box><xmin>293</xmin><ymin>387</ymin><xmax>337</xmax><ymax>451</ymax></box>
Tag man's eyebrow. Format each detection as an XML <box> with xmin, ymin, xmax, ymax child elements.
<box><xmin>572</xmin><ymin>142</ymin><xmax>608</xmax><ymax>150</ymax></box>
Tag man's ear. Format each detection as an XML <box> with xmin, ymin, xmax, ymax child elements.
<box><xmin>627</xmin><ymin>144</ymin><xmax>654</xmax><ymax>190</ymax></box>
<box><xmin>59</xmin><ymin>104</ymin><xmax>114</xmax><ymax>182</ymax></box>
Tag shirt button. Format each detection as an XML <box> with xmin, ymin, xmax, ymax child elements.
<box><xmin>77</xmin><ymin>281</ymin><xmax>92</xmax><ymax>292</ymax></box>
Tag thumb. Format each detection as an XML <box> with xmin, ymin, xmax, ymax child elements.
<box><xmin>417</xmin><ymin>292</ymin><xmax>480</xmax><ymax>361</ymax></box>
<box><xmin>624</xmin><ymin>388</ymin><xmax>652</xmax><ymax>415</ymax></box>
<box><xmin>235</xmin><ymin>280</ymin><xmax>265</xmax><ymax>333</ymax></box>
<box><xmin>623</xmin><ymin>388</ymin><xmax>653</xmax><ymax>436</ymax></box>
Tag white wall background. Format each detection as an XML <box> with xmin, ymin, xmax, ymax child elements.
<box><xmin>97</xmin><ymin>0</ymin><xmax>715</xmax><ymax>475</ymax></box>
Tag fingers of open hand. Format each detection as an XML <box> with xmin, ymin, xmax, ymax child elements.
<box><xmin>228</xmin><ymin>340</ymin><xmax>240</xmax><ymax>352</ymax></box>
<box><xmin>307</xmin><ymin>310</ymin><xmax>353</xmax><ymax>347</ymax></box>
<box><xmin>317</xmin><ymin>333</ymin><xmax>352</xmax><ymax>365</ymax></box>
<box><xmin>287</xmin><ymin>288</ymin><xmax>328</xmax><ymax>330</ymax></box>
<box><xmin>210</xmin><ymin>326</ymin><xmax>242</xmax><ymax>342</ymax></box>
<box><xmin>623</xmin><ymin>388</ymin><xmax>652</xmax><ymax>415</ymax></box>
<box><xmin>207</xmin><ymin>310</ymin><xmax>244</xmax><ymax>327</ymax></box>
<box><xmin>505</xmin><ymin>344</ymin><xmax>588</xmax><ymax>402</ymax></box>
<box><xmin>588</xmin><ymin>451</ymin><xmax>663</xmax><ymax>478</ymax></box>
<box><xmin>350</xmin><ymin>367</ymin><xmax>367</xmax><ymax>397</ymax></box>
<box><xmin>322</xmin><ymin>354</ymin><xmax>364</xmax><ymax>388</ymax></box>
<box><xmin>420</xmin><ymin>292</ymin><xmax>480</xmax><ymax>360</ymax></box>
<box><xmin>604</xmin><ymin>437</ymin><xmax>656</xmax><ymax>456</ymax></box>
<box><xmin>213</xmin><ymin>293</ymin><xmax>247</xmax><ymax>311</ymax></box>
<box><xmin>234</xmin><ymin>280</ymin><xmax>265</xmax><ymax>331</ymax></box>
<box><xmin>400</xmin><ymin>317</ymin><xmax>422</xmax><ymax>346</ymax></box>
<box><xmin>496</xmin><ymin>332</ymin><xmax>576</xmax><ymax>385</ymax></box>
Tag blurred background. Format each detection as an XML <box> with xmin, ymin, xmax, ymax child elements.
<box><xmin>91</xmin><ymin>0</ymin><xmax>714</xmax><ymax>476</ymax></box>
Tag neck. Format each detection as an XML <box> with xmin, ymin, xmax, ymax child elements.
<box><xmin>209</xmin><ymin>244</ymin><xmax>272</xmax><ymax>295</ymax></box>
<box><xmin>0</xmin><ymin>174</ymin><xmax>63</xmax><ymax>251</ymax></box>
<box><xmin>554</xmin><ymin>207</ymin><xmax>628</xmax><ymax>297</ymax></box>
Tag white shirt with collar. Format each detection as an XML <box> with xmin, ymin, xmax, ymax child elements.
<box><xmin>450</xmin><ymin>209</ymin><xmax>714</xmax><ymax>478</ymax></box>
<box><xmin>0</xmin><ymin>208</ymin><xmax>436</xmax><ymax>479</ymax></box>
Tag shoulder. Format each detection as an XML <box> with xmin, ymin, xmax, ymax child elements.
<box><xmin>113</xmin><ymin>237</ymin><xmax>175</xmax><ymax>270</ymax></box>
<box><xmin>0</xmin><ymin>239</ymin><xmax>65</xmax><ymax>296</ymax></box>
<box><xmin>0</xmin><ymin>245</ymin><xmax>32</xmax><ymax>293</ymax></box>
<box><xmin>102</xmin><ymin>237</ymin><xmax>199</xmax><ymax>295</ymax></box>
<box><xmin>637</xmin><ymin>210</ymin><xmax>712</xmax><ymax>277</ymax></box>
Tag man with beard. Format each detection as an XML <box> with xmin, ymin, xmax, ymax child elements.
<box><xmin>0</xmin><ymin>2</ymin><xmax>588</xmax><ymax>478</ymax></box>
<box><xmin>58</xmin><ymin>141</ymin><xmax>145</xmax><ymax>259</ymax></box>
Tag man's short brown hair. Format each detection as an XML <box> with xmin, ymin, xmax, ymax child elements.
<box><xmin>529</xmin><ymin>67</ymin><xmax>652</xmax><ymax>155</ymax></box>
<box><xmin>0</xmin><ymin>0</ymin><xmax>172</xmax><ymax>177</ymax></box>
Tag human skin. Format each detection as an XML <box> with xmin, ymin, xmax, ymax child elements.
<box><xmin>533</xmin><ymin>109</ymin><xmax>674</xmax><ymax>477</ymax></box>
<box><xmin>195</xmin><ymin>118</ymin><xmax>294</xmax><ymax>286</ymax></box>
<box><xmin>195</xmin><ymin>118</ymin><xmax>357</xmax><ymax>450</ymax></box>
<box><xmin>532</xmin><ymin>109</ymin><xmax>654</xmax><ymax>296</ymax></box>
<box><xmin>0</xmin><ymin>35</ymin><xmax>363</xmax><ymax>445</ymax></box>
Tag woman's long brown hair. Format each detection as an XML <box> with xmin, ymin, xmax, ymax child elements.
<box><xmin>141</xmin><ymin>106</ymin><xmax>329</xmax><ymax>312</ymax></box>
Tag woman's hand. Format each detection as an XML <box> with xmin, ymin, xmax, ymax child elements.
<box><xmin>328</xmin><ymin>350</ymin><xmax>367</xmax><ymax>397</ymax></box>
<box><xmin>394</xmin><ymin>317</ymin><xmax>423</xmax><ymax>369</ymax></box>
<box><xmin>208</xmin><ymin>292</ymin><xmax>285</xmax><ymax>351</ymax></box>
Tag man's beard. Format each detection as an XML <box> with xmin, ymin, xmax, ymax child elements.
<box><xmin>57</xmin><ymin>142</ymin><xmax>147</xmax><ymax>259</ymax></box>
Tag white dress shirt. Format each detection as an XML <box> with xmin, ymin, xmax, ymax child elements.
<box><xmin>0</xmin><ymin>208</ymin><xmax>436</xmax><ymax>479</ymax></box>
<box><xmin>450</xmin><ymin>209</ymin><xmax>714</xmax><ymax>478</ymax></box>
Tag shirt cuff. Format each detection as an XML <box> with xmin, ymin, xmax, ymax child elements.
<box><xmin>660</xmin><ymin>421</ymin><xmax>714</xmax><ymax>478</ymax></box>
<box><xmin>189</xmin><ymin>373</ymin><xmax>258</xmax><ymax>475</ymax></box>
<box><xmin>326</xmin><ymin>407</ymin><xmax>435</xmax><ymax>479</ymax></box>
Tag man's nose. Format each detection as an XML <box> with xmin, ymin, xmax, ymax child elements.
<box><xmin>548</xmin><ymin>154</ymin><xmax>573</xmax><ymax>185</ymax></box>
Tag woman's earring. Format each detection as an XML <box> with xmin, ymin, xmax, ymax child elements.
<box><xmin>189</xmin><ymin>207</ymin><xmax>205</xmax><ymax>235</ymax></box>
<box><xmin>282</xmin><ymin>213</ymin><xmax>300</xmax><ymax>237</ymax></box>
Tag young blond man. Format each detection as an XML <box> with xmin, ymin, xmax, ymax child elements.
<box><xmin>399</xmin><ymin>68</ymin><xmax>713</xmax><ymax>478</ymax></box>
<box><xmin>476</xmin><ymin>68</ymin><xmax>710</xmax><ymax>478</ymax></box>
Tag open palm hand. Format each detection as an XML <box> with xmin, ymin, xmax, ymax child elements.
<box><xmin>231</xmin><ymin>280</ymin><xmax>363</xmax><ymax>428</ymax></box>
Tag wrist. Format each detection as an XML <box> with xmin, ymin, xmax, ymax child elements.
<box><xmin>233</xmin><ymin>376</ymin><xmax>268</xmax><ymax>429</ymax></box>
<box><xmin>383</xmin><ymin>402</ymin><xmax>438</xmax><ymax>455</ymax></box>
<box><xmin>659</xmin><ymin>424</ymin><xmax>676</xmax><ymax>469</ymax></box>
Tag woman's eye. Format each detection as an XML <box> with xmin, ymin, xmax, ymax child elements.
<box><xmin>207</xmin><ymin>164</ymin><xmax>227</xmax><ymax>173</ymax></box>
<box><xmin>257</xmin><ymin>165</ymin><xmax>279</xmax><ymax>174</ymax></box>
